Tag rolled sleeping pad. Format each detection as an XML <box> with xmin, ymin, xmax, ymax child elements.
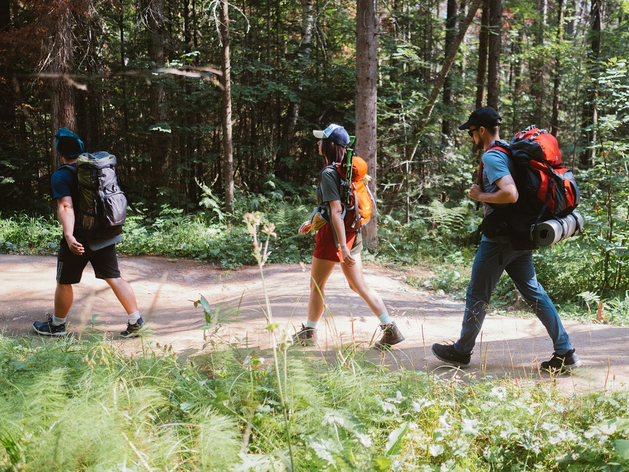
<box><xmin>533</xmin><ymin>211</ymin><xmax>584</xmax><ymax>247</ymax></box>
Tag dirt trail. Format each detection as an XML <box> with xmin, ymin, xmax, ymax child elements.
<box><xmin>2</xmin><ymin>254</ymin><xmax>627</xmax><ymax>394</ymax></box>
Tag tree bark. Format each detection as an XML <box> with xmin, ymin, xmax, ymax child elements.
<box><xmin>220</xmin><ymin>0</ymin><xmax>234</xmax><ymax>214</ymax></box>
<box><xmin>476</xmin><ymin>0</ymin><xmax>490</xmax><ymax>109</ymax></box>
<box><xmin>356</xmin><ymin>0</ymin><xmax>379</xmax><ymax>246</ymax></box>
<box><xmin>49</xmin><ymin>0</ymin><xmax>76</xmax><ymax>166</ymax></box>
<box><xmin>487</xmin><ymin>0</ymin><xmax>502</xmax><ymax>109</ymax></box>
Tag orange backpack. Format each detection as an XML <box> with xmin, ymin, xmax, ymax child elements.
<box><xmin>334</xmin><ymin>155</ymin><xmax>375</xmax><ymax>231</ymax></box>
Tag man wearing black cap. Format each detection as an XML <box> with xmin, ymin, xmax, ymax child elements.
<box><xmin>431</xmin><ymin>107</ymin><xmax>581</xmax><ymax>373</ymax></box>
<box><xmin>32</xmin><ymin>128</ymin><xmax>144</xmax><ymax>338</ymax></box>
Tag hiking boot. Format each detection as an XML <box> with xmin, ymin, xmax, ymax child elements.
<box><xmin>33</xmin><ymin>315</ymin><xmax>67</xmax><ymax>336</ymax></box>
<box><xmin>292</xmin><ymin>324</ymin><xmax>318</xmax><ymax>346</ymax></box>
<box><xmin>431</xmin><ymin>343</ymin><xmax>471</xmax><ymax>368</ymax></box>
<box><xmin>541</xmin><ymin>349</ymin><xmax>582</xmax><ymax>373</ymax></box>
<box><xmin>375</xmin><ymin>322</ymin><xmax>405</xmax><ymax>350</ymax></box>
<box><xmin>120</xmin><ymin>317</ymin><xmax>146</xmax><ymax>338</ymax></box>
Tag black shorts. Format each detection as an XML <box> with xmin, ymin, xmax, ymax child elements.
<box><xmin>56</xmin><ymin>238</ymin><xmax>121</xmax><ymax>284</ymax></box>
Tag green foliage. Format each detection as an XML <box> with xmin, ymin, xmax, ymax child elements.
<box><xmin>3</xmin><ymin>331</ymin><xmax>629</xmax><ymax>470</ymax></box>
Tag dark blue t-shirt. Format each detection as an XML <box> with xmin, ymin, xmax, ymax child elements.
<box><xmin>51</xmin><ymin>164</ymin><xmax>78</xmax><ymax>201</ymax></box>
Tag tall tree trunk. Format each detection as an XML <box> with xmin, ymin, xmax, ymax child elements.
<box><xmin>49</xmin><ymin>0</ymin><xmax>76</xmax><ymax>166</ymax></box>
<box><xmin>356</xmin><ymin>0</ymin><xmax>379</xmax><ymax>246</ymax></box>
<box><xmin>550</xmin><ymin>0</ymin><xmax>564</xmax><ymax>136</ymax></box>
<box><xmin>220</xmin><ymin>0</ymin><xmax>234</xmax><ymax>214</ymax></box>
<box><xmin>476</xmin><ymin>0</ymin><xmax>490</xmax><ymax>109</ymax></box>
<box><xmin>442</xmin><ymin>0</ymin><xmax>458</xmax><ymax>138</ymax></box>
<box><xmin>582</xmin><ymin>0</ymin><xmax>600</xmax><ymax>168</ymax></box>
<box><xmin>487</xmin><ymin>0</ymin><xmax>502</xmax><ymax>109</ymax></box>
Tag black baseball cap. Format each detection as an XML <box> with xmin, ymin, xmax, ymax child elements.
<box><xmin>458</xmin><ymin>106</ymin><xmax>502</xmax><ymax>130</ymax></box>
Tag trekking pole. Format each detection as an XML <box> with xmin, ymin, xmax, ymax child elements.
<box><xmin>343</xmin><ymin>136</ymin><xmax>355</xmax><ymax>206</ymax></box>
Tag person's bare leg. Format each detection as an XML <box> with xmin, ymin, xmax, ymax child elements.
<box><xmin>105</xmin><ymin>277</ymin><xmax>138</xmax><ymax>315</ymax></box>
<box><xmin>54</xmin><ymin>283</ymin><xmax>74</xmax><ymax>320</ymax></box>
<box><xmin>340</xmin><ymin>253</ymin><xmax>386</xmax><ymax>315</ymax></box>
<box><xmin>307</xmin><ymin>257</ymin><xmax>336</xmax><ymax>322</ymax></box>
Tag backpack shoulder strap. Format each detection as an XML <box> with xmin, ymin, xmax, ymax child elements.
<box><xmin>58</xmin><ymin>163</ymin><xmax>77</xmax><ymax>174</ymax></box>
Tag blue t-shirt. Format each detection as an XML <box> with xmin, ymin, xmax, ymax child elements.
<box><xmin>480</xmin><ymin>141</ymin><xmax>514</xmax><ymax>242</ymax></box>
<box><xmin>51</xmin><ymin>164</ymin><xmax>78</xmax><ymax>202</ymax></box>
<box><xmin>480</xmin><ymin>141</ymin><xmax>514</xmax><ymax>215</ymax></box>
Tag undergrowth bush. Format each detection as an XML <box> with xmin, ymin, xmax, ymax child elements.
<box><xmin>2</xmin><ymin>331</ymin><xmax>629</xmax><ymax>470</ymax></box>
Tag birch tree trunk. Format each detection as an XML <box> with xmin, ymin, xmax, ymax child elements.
<box><xmin>220</xmin><ymin>0</ymin><xmax>234</xmax><ymax>214</ymax></box>
<box><xmin>356</xmin><ymin>0</ymin><xmax>379</xmax><ymax>246</ymax></box>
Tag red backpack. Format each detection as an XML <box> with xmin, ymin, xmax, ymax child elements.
<box><xmin>510</xmin><ymin>125</ymin><xmax>580</xmax><ymax>218</ymax></box>
<box><xmin>479</xmin><ymin>127</ymin><xmax>581</xmax><ymax>250</ymax></box>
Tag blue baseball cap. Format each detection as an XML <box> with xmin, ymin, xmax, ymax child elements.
<box><xmin>55</xmin><ymin>127</ymin><xmax>85</xmax><ymax>158</ymax></box>
<box><xmin>313</xmin><ymin>123</ymin><xmax>350</xmax><ymax>148</ymax></box>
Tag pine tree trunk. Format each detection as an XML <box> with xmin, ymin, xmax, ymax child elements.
<box><xmin>356</xmin><ymin>0</ymin><xmax>379</xmax><ymax>247</ymax></box>
<box><xmin>220</xmin><ymin>0</ymin><xmax>234</xmax><ymax>214</ymax></box>
<box><xmin>49</xmin><ymin>0</ymin><xmax>75</xmax><ymax>166</ymax></box>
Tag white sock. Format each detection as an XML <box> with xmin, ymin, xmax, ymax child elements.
<box><xmin>378</xmin><ymin>312</ymin><xmax>392</xmax><ymax>325</ymax></box>
<box><xmin>127</xmin><ymin>311</ymin><xmax>141</xmax><ymax>324</ymax></box>
<box><xmin>52</xmin><ymin>315</ymin><xmax>66</xmax><ymax>326</ymax></box>
<box><xmin>306</xmin><ymin>319</ymin><xmax>319</xmax><ymax>330</ymax></box>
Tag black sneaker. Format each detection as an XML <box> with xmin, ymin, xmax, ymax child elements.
<box><xmin>120</xmin><ymin>317</ymin><xmax>146</xmax><ymax>338</ymax></box>
<box><xmin>33</xmin><ymin>315</ymin><xmax>67</xmax><ymax>336</ymax></box>
<box><xmin>541</xmin><ymin>349</ymin><xmax>582</xmax><ymax>373</ymax></box>
<box><xmin>375</xmin><ymin>322</ymin><xmax>405</xmax><ymax>350</ymax></box>
<box><xmin>432</xmin><ymin>343</ymin><xmax>471</xmax><ymax>368</ymax></box>
<box><xmin>292</xmin><ymin>324</ymin><xmax>318</xmax><ymax>346</ymax></box>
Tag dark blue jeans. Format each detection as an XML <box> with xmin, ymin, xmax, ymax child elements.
<box><xmin>454</xmin><ymin>240</ymin><xmax>572</xmax><ymax>356</ymax></box>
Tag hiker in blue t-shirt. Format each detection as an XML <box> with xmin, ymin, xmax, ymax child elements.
<box><xmin>431</xmin><ymin>107</ymin><xmax>581</xmax><ymax>373</ymax></box>
<box><xmin>32</xmin><ymin>128</ymin><xmax>144</xmax><ymax>338</ymax></box>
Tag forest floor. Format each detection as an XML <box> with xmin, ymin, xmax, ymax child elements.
<box><xmin>2</xmin><ymin>254</ymin><xmax>627</xmax><ymax>395</ymax></box>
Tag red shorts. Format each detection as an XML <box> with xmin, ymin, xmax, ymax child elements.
<box><xmin>313</xmin><ymin>224</ymin><xmax>357</xmax><ymax>262</ymax></box>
